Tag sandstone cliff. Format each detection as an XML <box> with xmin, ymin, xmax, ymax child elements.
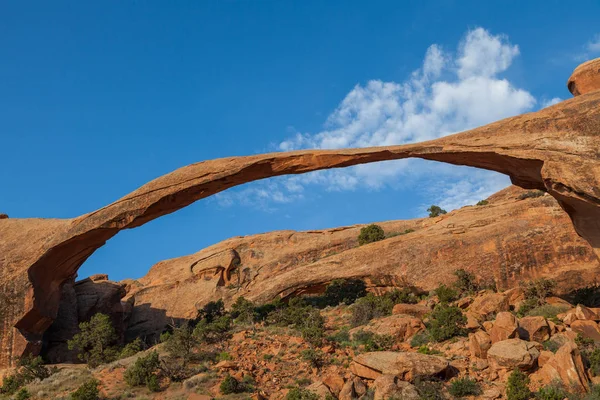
<box><xmin>1</xmin><ymin>58</ymin><xmax>599</xmax><ymax>367</ymax></box>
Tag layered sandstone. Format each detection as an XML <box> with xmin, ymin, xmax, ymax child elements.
<box><xmin>1</xmin><ymin>58</ymin><xmax>599</xmax><ymax>367</ymax></box>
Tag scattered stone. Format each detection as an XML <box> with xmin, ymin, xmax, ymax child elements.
<box><xmin>469</xmin><ymin>330</ymin><xmax>492</xmax><ymax>359</ymax></box>
<box><xmin>489</xmin><ymin>312</ymin><xmax>519</xmax><ymax>343</ymax></box>
<box><xmin>570</xmin><ymin>320</ymin><xmax>600</xmax><ymax>341</ymax></box>
<box><xmin>350</xmin><ymin>351</ymin><xmax>449</xmax><ymax>381</ymax></box>
<box><xmin>392</xmin><ymin>303</ymin><xmax>431</xmax><ymax>318</ymax></box>
<box><xmin>349</xmin><ymin>314</ymin><xmax>425</xmax><ymax>342</ymax></box>
<box><xmin>373</xmin><ymin>374</ymin><xmax>420</xmax><ymax>400</ymax></box>
<box><xmin>530</xmin><ymin>342</ymin><xmax>589</xmax><ymax>393</ymax></box>
<box><xmin>468</xmin><ymin>293</ymin><xmax>509</xmax><ymax>320</ymax></box>
<box><xmin>518</xmin><ymin>316</ymin><xmax>550</xmax><ymax>342</ymax></box>
<box><xmin>487</xmin><ymin>338</ymin><xmax>540</xmax><ymax>370</ymax></box>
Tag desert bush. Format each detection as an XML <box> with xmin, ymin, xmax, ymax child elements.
<box><xmin>300</xmin><ymin>309</ymin><xmax>325</xmax><ymax>347</ymax></box>
<box><xmin>507</xmin><ymin>369</ymin><xmax>532</xmax><ymax>400</ymax></box>
<box><xmin>476</xmin><ymin>200</ymin><xmax>489</xmax><ymax>206</ymax></box>
<box><xmin>159</xmin><ymin>357</ymin><xmax>195</xmax><ymax>382</ymax></box>
<box><xmin>358</xmin><ymin>224</ymin><xmax>385</xmax><ymax>246</ymax></box>
<box><xmin>386</xmin><ymin>228</ymin><xmax>415</xmax><ymax>238</ymax></box>
<box><xmin>426</xmin><ymin>303</ymin><xmax>467</xmax><ymax>342</ymax></box>
<box><xmin>230</xmin><ymin>296</ymin><xmax>258</xmax><ymax>324</ymax></box>
<box><xmin>410</xmin><ymin>331</ymin><xmax>431</xmax><ymax>348</ymax></box>
<box><xmin>119</xmin><ymin>338</ymin><xmax>145</xmax><ymax>359</ymax></box>
<box><xmin>414</xmin><ymin>378</ymin><xmax>445</xmax><ymax>400</ymax></box>
<box><xmin>584</xmin><ymin>385</ymin><xmax>600</xmax><ymax>400</ymax></box>
<box><xmin>427</xmin><ymin>205</ymin><xmax>447</xmax><ymax>218</ymax></box>
<box><xmin>352</xmin><ymin>330</ymin><xmax>395</xmax><ymax>351</ymax></box>
<box><xmin>220</xmin><ymin>374</ymin><xmax>250</xmax><ymax>394</ymax></box>
<box><xmin>322</xmin><ymin>279</ymin><xmax>367</xmax><ymax>306</ymax></box>
<box><xmin>14</xmin><ymin>388</ymin><xmax>30</xmax><ymax>400</ymax></box>
<box><xmin>435</xmin><ymin>284</ymin><xmax>459</xmax><ymax>303</ymax></box>
<box><xmin>164</xmin><ymin>325</ymin><xmax>198</xmax><ymax>364</ymax></box>
<box><xmin>267</xmin><ymin>297</ymin><xmax>313</xmax><ymax>326</ymax></box>
<box><xmin>525</xmin><ymin>304</ymin><xmax>570</xmax><ymax>321</ymax></box>
<box><xmin>193</xmin><ymin>315</ymin><xmax>232</xmax><ymax>344</ymax></box>
<box><xmin>0</xmin><ymin>374</ymin><xmax>24</xmax><ymax>395</ymax></box>
<box><xmin>0</xmin><ymin>355</ymin><xmax>53</xmax><ymax>395</ymax></box>
<box><xmin>350</xmin><ymin>289</ymin><xmax>417</xmax><ymax>326</ymax></box>
<box><xmin>448</xmin><ymin>377</ymin><xmax>481</xmax><ymax>397</ymax></box>
<box><xmin>542</xmin><ymin>339</ymin><xmax>561</xmax><ymax>353</ymax></box>
<box><xmin>328</xmin><ymin>327</ymin><xmax>351</xmax><ymax>345</ymax></box>
<box><xmin>67</xmin><ymin>313</ymin><xmax>119</xmax><ymax>367</ymax></box>
<box><xmin>522</xmin><ymin>278</ymin><xmax>556</xmax><ymax>305</ymax></box>
<box><xmin>453</xmin><ymin>269</ymin><xmax>479</xmax><ymax>294</ymax></box>
<box><xmin>124</xmin><ymin>350</ymin><xmax>160</xmax><ymax>391</ymax></box>
<box><xmin>535</xmin><ymin>383</ymin><xmax>570</xmax><ymax>400</ymax></box>
<box><xmin>195</xmin><ymin>299</ymin><xmax>225</xmax><ymax>323</ymax></box>
<box><xmin>71</xmin><ymin>379</ymin><xmax>100</xmax><ymax>400</ymax></box>
<box><xmin>286</xmin><ymin>387</ymin><xmax>320</xmax><ymax>400</ymax></box>
<box><xmin>300</xmin><ymin>348</ymin><xmax>327</xmax><ymax>369</ymax></box>
<box><xmin>518</xmin><ymin>190</ymin><xmax>545</xmax><ymax>200</ymax></box>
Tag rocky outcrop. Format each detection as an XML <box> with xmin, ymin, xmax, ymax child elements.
<box><xmin>350</xmin><ymin>351</ymin><xmax>449</xmax><ymax>381</ymax></box>
<box><xmin>1</xmin><ymin>59</ymin><xmax>600</xmax><ymax>367</ymax></box>
<box><xmin>487</xmin><ymin>338</ymin><xmax>540</xmax><ymax>370</ymax></box>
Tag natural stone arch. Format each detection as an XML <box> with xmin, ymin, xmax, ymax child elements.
<box><xmin>0</xmin><ymin>58</ymin><xmax>599</xmax><ymax>368</ymax></box>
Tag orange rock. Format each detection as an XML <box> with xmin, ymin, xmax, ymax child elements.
<box><xmin>537</xmin><ymin>350</ymin><xmax>554</xmax><ymax>367</ymax></box>
<box><xmin>487</xmin><ymin>339</ymin><xmax>540</xmax><ymax>370</ymax></box>
<box><xmin>570</xmin><ymin>320</ymin><xmax>600</xmax><ymax>342</ymax></box>
<box><xmin>349</xmin><ymin>314</ymin><xmax>425</xmax><ymax>342</ymax></box>
<box><xmin>518</xmin><ymin>316</ymin><xmax>550</xmax><ymax>342</ymax></box>
<box><xmin>392</xmin><ymin>303</ymin><xmax>431</xmax><ymax>318</ymax></box>
<box><xmin>469</xmin><ymin>293</ymin><xmax>510</xmax><ymax>321</ymax></box>
<box><xmin>489</xmin><ymin>312</ymin><xmax>519</xmax><ymax>343</ymax></box>
<box><xmin>469</xmin><ymin>330</ymin><xmax>492</xmax><ymax>359</ymax></box>
<box><xmin>322</xmin><ymin>374</ymin><xmax>345</xmax><ymax>396</ymax></box>
<box><xmin>568</xmin><ymin>58</ymin><xmax>600</xmax><ymax>96</ymax></box>
<box><xmin>530</xmin><ymin>342</ymin><xmax>589</xmax><ymax>393</ymax></box>
<box><xmin>575</xmin><ymin>305</ymin><xmax>599</xmax><ymax>321</ymax></box>
<box><xmin>350</xmin><ymin>351</ymin><xmax>449</xmax><ymax>381</ymax></box>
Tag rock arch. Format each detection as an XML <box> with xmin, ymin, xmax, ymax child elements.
<box><xmin>1</xmin><ymin>59</ymin><xmax>599</xmax><ymax>368</ymax></box>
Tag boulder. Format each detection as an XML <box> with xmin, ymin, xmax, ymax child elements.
<box><xmin>469</xmin><ymin>330</ymin><xmax>492</xmax><ymax>359</ymax></box>
<box><xmin>530</xmin><ymin>342</ymin><xmax>589</xmax><ymax>393</ymax></box>
<box><xmin>307</xmin><ymin>382</ymin><xmax>332</xmax><ymax>399</ymax></box>
<box><xmin>350</xmin><ymin>351</ymin><xmax>449</xmax><ymax>381</ymax></box>
<box><xmin>518</xmin><ymin>316</ymin><xmax>550</xmax><ymax>342</ymax></box>
<box><xmin>373</xmin><ymin>374</ymin><xmax>419</xmax><ymax>400</ymax></box>
<box><xmin>570</xmin><ymin>320</ymin><xmax>600</xmax><ymax>342</ymax></box>
<box><xmin>322</xmin><ymin>374</ymin><xmax>345</xmax><ymax>396</ymax></box>
<box><xmin>468</xmin><ymin>293</ymin><xmax>509</xmax><ymax>320</ymax></box>
<box><xmin>349</xmin><ymin>314</ymin><xmax>424</xmax><ymax>342</ymax></box>
<box><xmin>487</xmin><ymin>338</ymin><xmax>540</xmax><ymax>370</ymax></box>
<box><xmin>488</xmin><ymin>312</ymin><xmax>518</xmax><ymax>343</ymax></box>
<box><xmin>575</xmin><ymin>305</ymin><xmax>598</xmax><ymax>321</ymax></box>
<box><xmin>392</xmin><ymin>304</ymin><xmax>431</xmax><ymax>318</ymax></box>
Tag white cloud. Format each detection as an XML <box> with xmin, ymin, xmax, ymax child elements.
<box><xmin>587</xmin><ymin>34</ymin><xmax>600</xmax><ymax>53</ymax></box>
<box><xmin>224</xmin><ymin>28</ymin><xmax>541</xmax><ymax>214</ymax></box>
<box><xmin>541</xmin><ymin>97</ymin><xmax>562</xmax><ymax>108</ymax></box>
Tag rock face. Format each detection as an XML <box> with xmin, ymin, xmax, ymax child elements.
<box><xmin>350</xmin><ymin>351</ymin><xmax>449</xmax><ymax>381</ymax></box>
<box><xmin>1</xmin><ymin>59</ymin><xmax>600</xmax><ymax>367</ymax></box>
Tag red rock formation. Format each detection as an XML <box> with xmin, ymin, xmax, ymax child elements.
<box><xmin>0</xmin><ymin>59</ymin><xmax>599</xmax><ymax>367</ymax></box>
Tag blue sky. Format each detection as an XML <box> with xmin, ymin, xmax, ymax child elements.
<box><xmin>2</xmin><ymin>1</ymin><xmax>600</xmax><ymax>281</ymax></box>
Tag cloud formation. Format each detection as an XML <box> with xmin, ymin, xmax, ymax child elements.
<box><xmin>218</xmin><ymin>28</ymin><xmax>544</xmax><ymax>215</ymax></box>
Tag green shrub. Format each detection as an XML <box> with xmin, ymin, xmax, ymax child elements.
<box><xmin>124</xmin><ymin>350</ymin><xmax>160</xmax><ymax>389</ymax></box>
<box><xmin>300</xmin><ymin>348</ymin><xmax>327</xmax><ymax>369</ymax></box>
<box><xmin>410</xmin><ymin>331</ymin><xmax>431</xmax><ymax>348</ymax></box>
<box><xmin>427</xmin><ymin>205</ymin><xmax>447</xmax><ymax>218</ymax></box>
<box><xmin>267</xmin><ymin>297</ymin><xmax>313</xmax><ymax>327</ymax></box>
<box><xmin>119</xmin><ymin>338</ymin><xmax>145</xmax><ymax>359</ymax></box>
<box><xmin>448</xmin><ymin>377</ymin><xmax>481</xmax><ymax>397</ymax></box>
<box><xmin>328</xmin><ymin>327</ymin><xmax>351</xmax><ymax>345</ymax></box>
<box><xmin>535</xmin><ymin>383</ymin><xmax>570</xmax><ymax>400</ymax></box>
<box><xmin>417</xmin><ymin>345</ymin><xmax>442</xmax><ymax>355</ymax></box>
<box><xmin>164</xmin><ymin>325</ymin><xmax>198</xmax><ymax>364</ymax></box>
<box><xmin>322</xmin><ymin>279</ymin><xmax>367</xmax><ymax>306</ymax></box>
<box><xmin>71</xmin><ymin>379</ymin><xmax>100</xmax><ymax>400</ymax></box>
<box><xmin>427</xmin><ymin>304</ymin><xmax>467</xmax><ymax>342</ymax></box>
<box><xmin>300</xmin><ymin>309</ymin><xmax>325</xmax><ymax>347</ymax></box>
<box><xmin>286</xmin><ymin>387</ymin><xmax>320</xmax><ymax>400</ymax></box>
<box><xmin>525</xmin><ymin>304</ymin><xmax>570</xmax><ymax>320</ymax></box>
<box><xmin>435</xmin><ymin>284</ymin><xmax>459</xmax><ymax>303</ymax></box>
<box><xmin>584</xmin><ymin>385</ymin><xmax>600</xmax><ymax>400</ymax></box>
<box><xmin>350</xmin><ymin>290</ymin><xmax>416</xmax><ymax>326</ymax></box>
<box><xmin>518</xmin><ymin>190</ymin><xmax>545</xmax><ymax>200</ymax></box>
<box><xmin>193</xmin><ymin>315</ymin><xmax>232</xmax><ymax>344</ymax></box>
<box><xmin>17</xmin><ymin>354</ymin><xmax>52</xmax><ymax>382</ymax></box>
<box><xmin>453</xmin><ymin>269</ymin><xmax>479</xmax><ymax>294</ymax></box>
<box><xmin>522</xmin><ymin>279</ymin><xmax>556</xmax><ymax>305</ymax></box>
<box><xmin>587</xmin><ymin>348</ymin><xmax>600</xmax><ymax>376</ymax></box>
<box><xmin>67</xmin><ymin>313</ymin><xmax>119</xmax><ymax>367</ymax></box>
<box><xmin>230</xmin><ymin>296</ymin><xmax>258</xmax><ymax>324</ymax></box>
<box><xmin>195</xmin><ymin>299</ymin><xmax>225</xmax><ymax>323</ymax></box>
<box><xmin>506</xmin><ymin>369</ymin><xmax>532</xmax><ymax>400</ymax></box>
<box><xmin>220</xmin><ymin>374</ymin><xmax>248</xmax><ymax>394</ymax></box>
<box><xmin>476</xmin><ymin>200</ymin><xmax>489</xmax><ymax>206</ymax></box>
<box><xmin>146</xmin><ymin>374</ymin><xmax>161</xmax><ymax>392</ymax></box>
<box><xmin>414</xmin><ymin>379</ymin><xmax>445</xmax><ymax>400</ymax></box>
<box><xmin>358</xmin><ymin>224</ymin><xmax>385</xmax><ymax>246</ymax></box>
<box><xmin>352</xmin><ymin>330</ymin><xmax>395</xmax><ymax>351</ymax></box>
<box><xmin>542</xmin><ymin>339</ymin><xmax>561</xmax><ymax>353</ymax></box>
<box><xmin>386</xmin><ymin>228</ymin><xmax>415</xmax><ymax>238</ymax></box>
<box><xmin>0</xmin><ymin>374</ymin><xmax>24</xmax><ymax>395</ymax></box>
<box><xmin>14</xmin><ymin>388</ymin><xmax>30</xmax><ymax>400</ymax></box>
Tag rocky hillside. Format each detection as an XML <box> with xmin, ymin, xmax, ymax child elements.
<box><xmin>39</xmin><ymin>185</ymin><xmax>600</xmax><ymax>365</ymax></box>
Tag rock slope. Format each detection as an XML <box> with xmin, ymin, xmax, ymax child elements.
<box><xmin>1</xmin><ymin>59</ymin><xmax>599</xmax><ymax>367</ymax></box>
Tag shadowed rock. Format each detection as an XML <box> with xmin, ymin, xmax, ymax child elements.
<box><xmin>0</xmin><ymin>58</ymin><xmax>599</xmax><ymax>367</ymax></box>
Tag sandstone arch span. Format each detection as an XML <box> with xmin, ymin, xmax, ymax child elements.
<box><xmin>1</xmin><ymin>59</ymin><xmax>599</xmax><ymax>368</ymax></box>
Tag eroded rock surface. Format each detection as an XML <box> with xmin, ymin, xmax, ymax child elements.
<box><xmin>1</xmin><ymin>59</ymin><xmax>600</xmax><ymax>367</ymax></box>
